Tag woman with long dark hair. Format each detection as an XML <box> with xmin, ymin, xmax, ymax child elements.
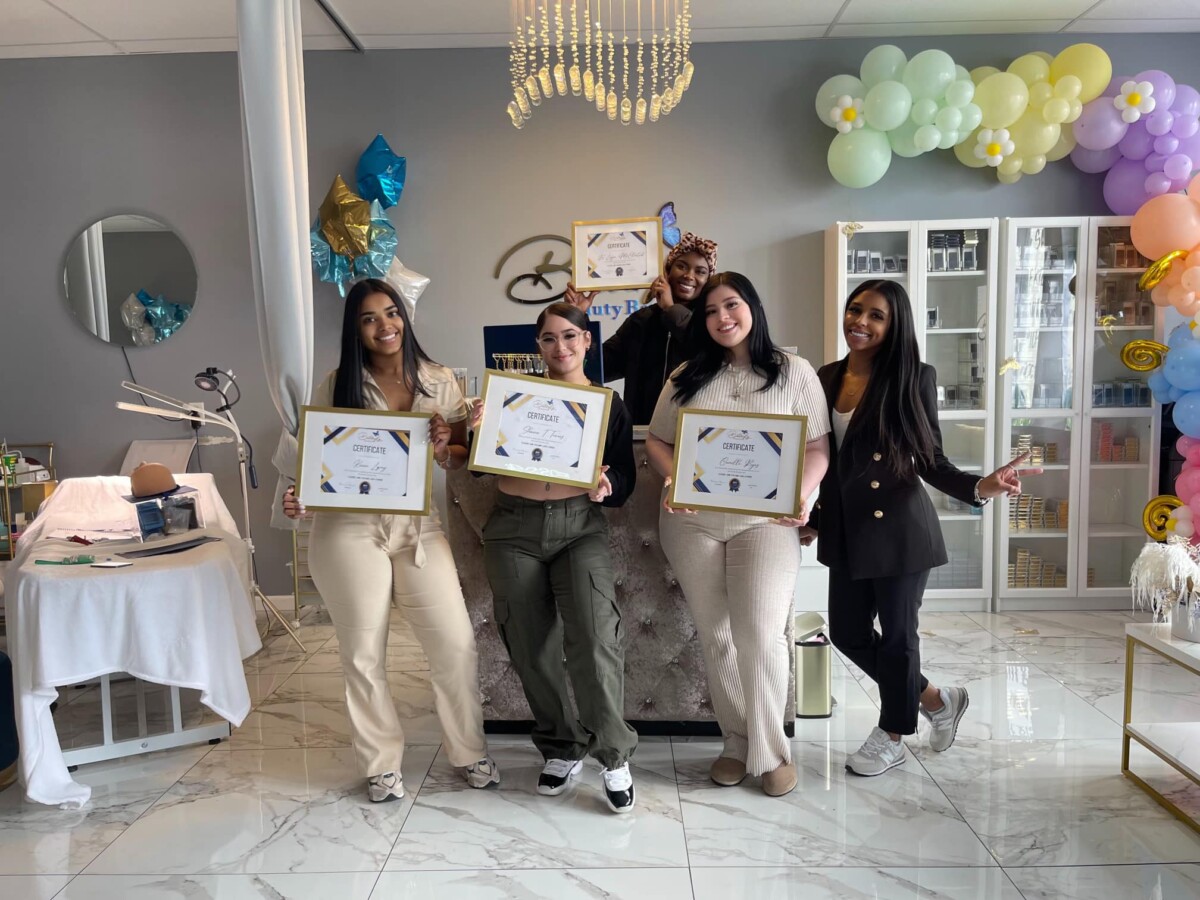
<box><xmin>807</xmin><ymin>279</ymin><xmax>1033</xmax><ymax>777</ymax></box>
<box><xmin>471</xmin><ymin>302</ymin><xmax>639</xmax><ymax>813</ymax></box>
<box><xmin>282</xmin><ymin>278</ymin><xmax>497</xmax><ymax>803</ymax></box>
<box><xmin>644</xmin><ymin>272</ymin><xmax>831</xmax><ymax>797</ymax></box>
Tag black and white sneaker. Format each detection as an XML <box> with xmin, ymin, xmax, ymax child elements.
<box><xmin>601</xmin><ymin>763</ymin><xmax>635</xmax><ymax>814</ymax></box>
<box><xmin>367</xmin><ymin>771</ymin><xmax>404</xmax><ymax>803</ymax></box>
<box><xmin>538</xmin><ymin>758</ymin><xmax>583</xmax><ymax>795</ymax></box>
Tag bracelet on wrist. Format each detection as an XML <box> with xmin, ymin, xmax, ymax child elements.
<box><xmin>973</xmin><ymin>478</ymin><xmax>991</xmax><ymax>506</ymax></box>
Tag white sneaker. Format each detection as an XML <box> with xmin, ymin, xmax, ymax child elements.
<box><xmin>846</xmin><ymin>727</ymin><xmax>906</xmax><ymax>777</ymax></box>
<box><xmin>537</xmin><ymin>758</ymin><xmax>584</xmax><ymax>796</ymax></box>
<box><xmin>464</xmin><ymin>755</ymin><xmax>501</xmax><ymax>788</ymax></box>
<box><xmin>920</xmin><ymin>686</ymin><xmax>969</xmax><ymax>752</ymax></box>
<box><xmin>601</xmin><ymin>763</ymin><xmax>635</xmax><ymax>813</ymax></box>
<box><xmin>367</xmin><ymin>771</ymin><xmax>404</xmax><ymax>802</ymax></box>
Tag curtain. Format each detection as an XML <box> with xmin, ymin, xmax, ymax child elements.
<box><xmin>78</xmin><ymin>223</ymin><xmax>110</xmax><ymax>341</ymax></box>
<box><xmin>236</xmin><ymin>0</ymin><xmax>314</xmax><ymax>528</ymax></box>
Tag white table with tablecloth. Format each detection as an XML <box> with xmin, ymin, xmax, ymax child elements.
<box><xmin>7</xmin><ymin>474</ymin><xmax>261</xmax><ymax>808</ymax></box>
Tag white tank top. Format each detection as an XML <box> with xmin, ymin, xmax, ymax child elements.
<box><xmin>832</xmin><ymin>407</ymin><xmax>855</xmax><ymax>449</ymax></box>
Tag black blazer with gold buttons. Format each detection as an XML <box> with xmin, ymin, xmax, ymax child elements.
<box><xmin>813</xmin><ymin>360</ymin><xmax>980</xmax><ymax>580</ymax></box>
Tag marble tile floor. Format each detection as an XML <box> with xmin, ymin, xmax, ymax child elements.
<box><xmin>1</xmin><ymin>607</ymin><xmax>1198</xmax><ymax>899</ymax></box>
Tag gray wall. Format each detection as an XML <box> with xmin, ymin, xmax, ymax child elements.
<box><xmin>1</xmin><ymin>34</ymin><xmax>1197</xmax><ymax>592</ymax></box>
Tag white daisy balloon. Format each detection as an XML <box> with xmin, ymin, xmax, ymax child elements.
<box><xmin>1114</xmin><ymin>80</ymin><xmax>1156</xmax><ymax>124</ymax></box>
<box><xmin>973</xmin><ymin>128</ymin><xmax>1015</xmax><ymax>168</ymax></box>
<box><xmin>830</xmin><ymin>95</ymin><xmax>865</xmax><ymax>134</ymax></box>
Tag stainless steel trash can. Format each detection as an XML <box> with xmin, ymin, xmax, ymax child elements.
<box><xmin>794</xmin><ymin>613</ymin><xmax>833</xmax><ymax>719</ymax></box>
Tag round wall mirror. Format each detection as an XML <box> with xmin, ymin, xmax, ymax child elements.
<box><xmin>62</xmin><ymin>214</ymin><xmax>198</xmax><ymax>347</ymax></box>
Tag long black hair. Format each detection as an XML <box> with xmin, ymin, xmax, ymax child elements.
<box><xmin>845</xmin><ymin>279</ymin><xmax>936</xmax><ymax>480</ymax></box>
<box><xmin>671</xmin><ymin>271</ymin><xmax>785</xmax><ymax>406</ymax></box>
<box><xmin>333</xmin><ymin>278</ymin><xmax>434</xmax><ymax>409</ymax></box>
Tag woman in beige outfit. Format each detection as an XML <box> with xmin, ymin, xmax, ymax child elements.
<box><xmin>283</xmin><ymin>278</ymin><xmax>497</xmax><ymax>803</ymax></box>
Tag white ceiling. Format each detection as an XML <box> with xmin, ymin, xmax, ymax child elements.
<box><xmin>1</xmin><ymin>0</ymin><xmax>1196</xmax><ymax>59</ymax></box>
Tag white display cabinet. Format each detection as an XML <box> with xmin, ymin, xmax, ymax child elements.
<box><xmin>997</xmin><ymin>217</ymin><xmax>1160</xmax><ymax>611</ymax></box>
<box><xmin>824</xmin><ymin>219</ymin><xmax>999</xmax><ymax>611</ymax></box>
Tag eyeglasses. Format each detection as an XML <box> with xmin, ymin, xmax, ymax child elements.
<box><xmin>538</xmin><ymin>331</ymin><xmax>583</xmax><ymax>347</ymax></box>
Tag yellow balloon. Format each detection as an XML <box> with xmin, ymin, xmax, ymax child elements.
<box><xmin>1049</xmin><ymin>43</ymin><xmax>1112</xmax><ymax>104</ymax></box>
<box><xmin>999</xmin><ymin>155</ymin><xmax>1023</xmax><ymax>176</ymax></box>
<box><xmin>1046</xmin><ymin>126</ymin><xmax>1076</xmax><ymax>162</ymax></box>
<box><xmin>1030</xmin><ymin>82</ymin><xmax>1054</xmax><ymax>106</ymax></box>
<box><xmin>955</xmin><ymin>130</ymin><xmax>988</xmax><ymax>168</ymax></box>
<box><xmin>1021</xmin><ymin>154</ymin><xmax>1047</xmax><ymax>175</ymax></box>
<box><xmin>1033</xmin><ymin>51</ymin><xmax>1054</xmax><ymax>65</ymax></box>
<box><xmin>1009</xmin><ymin>107</ymin><xmax>1060</xmax><ymax>156</ymax></box>
<box><xmin>974</xmin><ymin>72</ymin><xmax>1029</xmax><ymax>129</ymax></box>
<box><xmin>998</xmin><ymin>170</ymin><xmax>1023</xmax><ymax>185</ymax></box>
<box><xmin>1008</xmin><ymin>53</ymin><xmax>1050</xmax><ymax>86</ymax></box>
<box><xmin>970</xmin><ymin>66</ymin><xmax>1000</xmax><ymax>85</ymax></box>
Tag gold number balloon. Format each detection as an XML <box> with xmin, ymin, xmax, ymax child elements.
<box><xmin>1120</xmin><ymin>339</ymin><xmax>1169</xmax><ymax>373</ymax></box>
<box><xmin>1138</xmin><ymin>249</ymin><xmax>1187</xmax><ymax>291</ymax></box>
<box><xmin>1144</xmin><ymin>495</ymin><xmax>1184</xmax><ymax>540</ymax></box>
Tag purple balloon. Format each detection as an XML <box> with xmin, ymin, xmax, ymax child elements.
<box><xmin>1071</xmin><ymin>143</ymin><xmax>1123</xmax><ymax>174</ymax></box>
<box><xmin>1074</xmin><ymin>99</ymin><xmax>1128</xmax><ymax>151</ymax></box>
<box><xmin>1165</xmin><ymin>153</ymin><xmax>1194</xmax><ymax>181</ymax></box>
<box><xmin>1137</xmin><ymin>70</ymin><xmax>1177</xmax><ymax>111</ymax></box>
<box><xmin>1145</xmin><ymin>152</ymin><xmax>1167</xmax><ymax>173</ymax></box>
<box><xmin>1146</xmin><ymin>172</ymin><xmax>1173</xmax><ymax>196</ymax></box>
<box><xmin>1146</xmin><ymin>109</ymin><xmax>1175</xmax><ymax>137</ymax></box>
<box><xmin>1174</xmin><ymin>84</ymin><xmax>1200</xmax><ymax>118</ymax></box>
<box><xmin>1174</xmin><ymin>114</ymin><xmax>1200</xmax><ymax>140</ymax></box>
<box><xmin>1171</xmin><ymin>175</ymin><xmax>1194</xmax><ymax>193</ymax></box>
<box><xmin>1155</xmin><ymin>134</ymin><xmax>1181</xmax><ymax>155</ymax></box>
<box><xmin>1105</xmin><ymin>156</ymin><xmax>1155</xmax><ymax>214</ymax></box>
<box><xmin>1119</xmin><ymin>122</ymin><xmax>1155</xmax><ymax>160</ymax></box>
<box><xmin>1178</xmin><ymin>130</ymin><xmax>1200</xmax><ymax>162</ymax></box>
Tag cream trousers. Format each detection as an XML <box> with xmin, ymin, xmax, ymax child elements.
<box><xmin>660</xmin><ymin>510</ymin><xmax>800</xmax><ymax>776</ymax></box>
<box><xmin>308</xmin><ymin>512</ymin><xmax>486</xmax><ymax>776</ymax></box>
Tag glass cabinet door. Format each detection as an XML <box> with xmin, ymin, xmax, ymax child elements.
<box><xmin>834</xmin><ymin>227</ymin><xmax>914</xmax><ymax>360</ymax></box>
<box><xmin>925</xmin><ymin>418</ymin><xmax>988</xmax><ymax>591</ymax></box>
<box><xmin>922</xmin><ymin>226</ymin><xmax>991</xmax><ymax>413</ymax></box>
<box><xmin>1004</xmin><ymin>416</ymin><xmax>1074</xmax><ymax>592</ymax></box>
<box><xmin>1009</xmin><ymin>225</ymin><xmax>1079</xmax><ymax>413</ymax></box>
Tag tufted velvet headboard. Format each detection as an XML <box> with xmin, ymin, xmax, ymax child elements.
<box><xmin>446</xmin><ymin>441</ymin><xmax>795</xmax><ymax>735</ymax></box>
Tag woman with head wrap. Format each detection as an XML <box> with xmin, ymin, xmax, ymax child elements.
<box><xmin>566</xmin><ymin>232</ymin><xmax>718</xmax><ymax>424</ymax></box>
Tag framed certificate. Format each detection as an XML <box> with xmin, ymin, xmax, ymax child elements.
<box><xmin>571</xmin><ymin>216</ymin><xmax>664</xmax><ymax>292</ymax></box>
<box><xmin>469</xmin><ymin>370</ymin><xmax>612</xmax><ymax>488</ymax></box>
<box><xmin>296</xmin><ymin>407</ymin><xmax>434</xmax><ymax>516</ymax></box>
<box><xmin>668</xmin><ymin>409</ymin><xmax>809</xmax><ymax>517</ymax></box>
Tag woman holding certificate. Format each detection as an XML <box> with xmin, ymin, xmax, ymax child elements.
<box><xmin>282</xmin><ymin>278</ymin><xmax>498</xmax><ymax>804</ymax></box>
<box><xmin>808</xmin><ymin>279</ymin><xmax>1032</xmax><ymax>778</ymax></box>
<box><xmin>565</xmin><ymin>232</ymin><xmax>718</xmax><ymax>424</ymax></box>
<box><xmin>471</xmin><ymin>302</ymin><xmax>639</xmax><ymax>814</ymax></box>
<box><xmin>645</xmin><ymin>272</ymin><xmax>831</xmax><ymax>798</ymax></box>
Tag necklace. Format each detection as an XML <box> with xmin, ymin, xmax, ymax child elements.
<box><xmin>370</xmin><ymin>368</ymin><xmax>406</xmax><ymax>386</ymax></box>
<box><xmin>843</xmin><ymin>370</ymin><xmax>869</xmax><ymax>398</ymax></box>
<box><xmin>730</xmin><ymin>364</ymin><xmax>750</xmax><ymax>401</ymax></box>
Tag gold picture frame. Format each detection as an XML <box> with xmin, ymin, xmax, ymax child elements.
<box><xmin>571</xmin><ymin>216</ymin><xmax>664</xmax><ymax>291</ymax></box>
<box><xmin>296</xmin><ymin>406</ymin><xmax>434</xmax><ymax>516</ymax></box>
<box><xmin>668</xmin><ymin>408</ymin><xmax>809</xmax><ymax>518</ymax></box>
<box><xmin>468</xmin><ymin>370</ymin><xmax>613</xmax><ymax>489</ymax></box>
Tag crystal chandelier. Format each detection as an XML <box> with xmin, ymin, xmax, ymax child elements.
<box><xmin>506</xmin><ymin>1</ymin><xmax>694</xmax><ymax>128</ymax></box>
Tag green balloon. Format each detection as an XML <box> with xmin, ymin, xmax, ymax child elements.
<box><xmin>860</xmin><ymin>45</ymin><xmax>907</xmax><ymax>88</ymax></box>
<box><xmin>828</xmin><ymin>128</ymin><xmax>892</xmax><ymax>188</ymax></box>
<box><xmin>815</xmin><ymin>73</ymin><xmax>865</xmax><ymax>126</ymax></box>
<box><xmin>911</xmin><ymin>98</ymin><xmax>938</xmax><ymax>126</ymax></box>
<box><xmin>902</xmin><ymin>49</ymin><xmax>956</xmax><ymax>101</ymax></box>
<box><xmin>864</xmin><ymin>80</ymin><xmax>912</xmax><ymax>132</ymax></box>
<box><xmin>888</xmin><ymin>120</ymin><xmax>923</xmax><ymax>158</ymax></box>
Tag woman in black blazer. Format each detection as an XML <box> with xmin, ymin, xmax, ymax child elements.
<box><xmin>804</xmin><ymin>279</ymin><xmax>1034</xmax><ymax>777</ymax></box>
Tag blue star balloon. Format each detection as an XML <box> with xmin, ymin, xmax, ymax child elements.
<box><xmin>356</xmin><ymin>134</ymin><xmax>407</xmax><ymax>210</ymax></box>
<box><xmin>352</xmin><ymin>200</ymin><xmax>398</xmax><ymax>280</ymax></box>
<box><xmin>659</xmin><ymin>201</ymin><xmax>681</xmax><ymax>248</ymax></box>
<box><xmin>311</xmin><ymin>222</ymin><xmax>353</xmax><ymax>293</ymax></box>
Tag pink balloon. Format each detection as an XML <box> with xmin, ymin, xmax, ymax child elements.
<box><xmin>1105</xmin><ymin>157</ymin><xmax>1155</xmax><ymax>215</ymax></box>
<box><xmin>1177</xmin><ymin>435</ymin><xmax>1200</xmax><ymax>456</ymax></box>
<box><xmin>1180</xmin><ymin>295</ymin><xmax>1200</xmax><ymax>317</ymax></box>
<box><xmin>1074</xmin><ymin>99</ymin><xmax>1128</xmax><ymax>151</ymax></box>
<box><xmin>1131</xmin><ymin>193</ymin><xmax>1200</xmax><ymax>259</ymax></box>
<box><xmin>1183</xmin><ymin>266</ymin><xmax>1200</xmax><ymax>292</ymax></box>
<box><xmin>1176</xmin><ymin>467</ymin><xmax>1200</xmax><ymax>501</ymax></box>
<box><xmin>1167</xmin><ymin>153</ymin><xmax>1196</xmax><ymax>181</ymax></box>
<box><xmin>1173</xmin><ymin>84</ymin><xmax>1200</xmax><ymax>118</ymax></box>
<box><xmin>1190</xmin><ymin>173</ymin><xmax>1200</xmax><ymax>200</ymax></box>
<box><xmin>1186</xmin><ymin>445</ymin><xmax>1200</xmax><ymax>467</ymax></box>
<box><xmin>1146</xmin><ymin>172</ymin><xmax>1173</xmax><ymax>196</ymax></box>
<box><xmin>1153</xmin><ymin>283</ymin><xmax>1173</xmax><ymax>306</ymax></box>
<box><xmin>1119</xmin><ymin>123</ymin><xmax>1155</xmax><ymax>161</ymax></box>
<box><xmin>1190</xmin><ymin>495</ymin><xmax>1200</xmax><ymax>519</ymax></box>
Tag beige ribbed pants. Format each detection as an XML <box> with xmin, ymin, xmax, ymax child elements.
<box><xmin>308</xmin><ymin>512</ymin><xmax>486</xmax><ymax>777</ymax></box>
<box><xmin>660</xmin><ymin>510</ymin><xmax>800</xmax><ymax>776</ymax></box>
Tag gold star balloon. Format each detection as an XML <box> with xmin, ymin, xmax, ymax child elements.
<box><xmin>319</xmin><ymin>175</ymin><xmax>372</xmax><ymax>260</ymax></box>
